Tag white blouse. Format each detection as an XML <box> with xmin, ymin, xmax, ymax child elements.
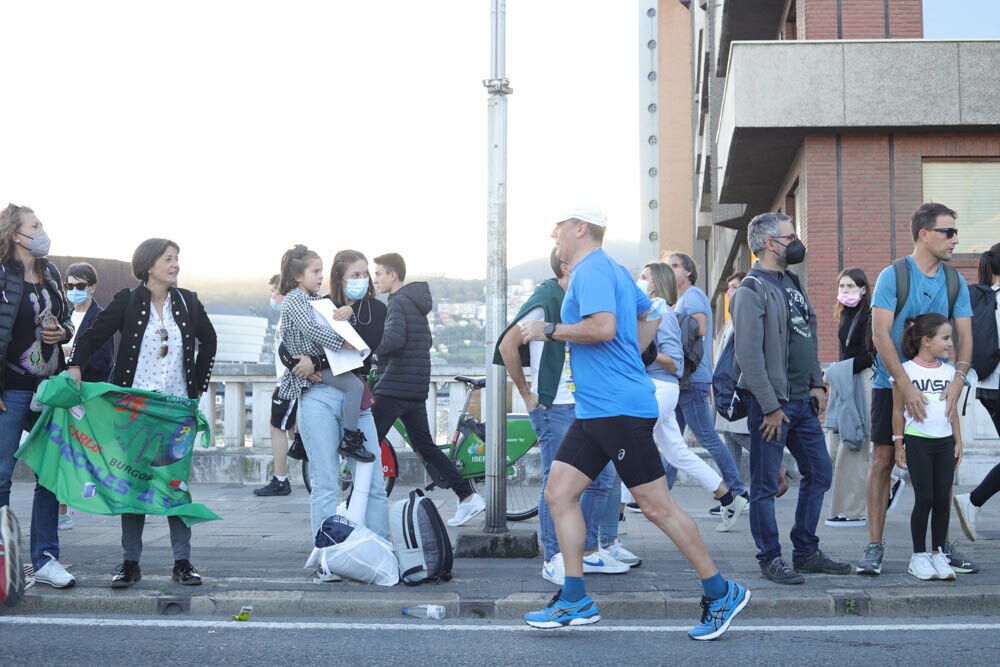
<box><xmin>133</xmin><ymin>293</ymin><xmax>187</xmax><ymax>397</ymax></box>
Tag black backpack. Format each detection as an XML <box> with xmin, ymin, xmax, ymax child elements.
<box><xmin>970</xmin><ymin>284</ymin><xmax>1000</xmax><ymax>379</ymax></box>
<box><xmin>676</xmin><ymin>312</ymin><xmax>704</xmax><ymax>390</ymax></box>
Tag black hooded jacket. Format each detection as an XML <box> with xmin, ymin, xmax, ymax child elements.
<box><xmin>373</xmin><ymin>282</ymin><xmax>433</xmax><ymax>401</ymax></box>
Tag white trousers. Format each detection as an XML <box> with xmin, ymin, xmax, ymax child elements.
<box><xmin>651</xmin><ymin>378</ymin><xmax>723</xmax><ymax>495</ymax></box>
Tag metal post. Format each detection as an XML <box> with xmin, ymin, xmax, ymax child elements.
<box><xmin>483</xmin><ymin>0</ymin><xmax>512</xmax><ymax>533</ymax></box>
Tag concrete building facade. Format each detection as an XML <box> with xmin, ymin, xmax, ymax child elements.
<box><xmin>655</xmin><ymin>0</ymin><xmax>1000</xmax><ymax>480</ymax></box>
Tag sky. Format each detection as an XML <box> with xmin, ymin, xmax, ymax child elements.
<box><xmin>2</xmin><ymin>1</ymin><xmax>997</xmax><ymax>281</ymax></box>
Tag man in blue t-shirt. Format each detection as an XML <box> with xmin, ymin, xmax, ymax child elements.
<box><xmin>518</xmin><ymin>206</ymin><xmax>749</xmax><ymax>640</ymax></box>
<box><xmin>857</xmin><ymin>202</ymin><xmax>975</xmax><ymax>576</ymax></box>
<box><xmin>669</xmin><ymin>253</ymin><xmax>747</xmax><ymax>520</ymax></box>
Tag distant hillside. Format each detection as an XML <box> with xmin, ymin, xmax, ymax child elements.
<box><xmin>507</xmin><ymin>240</ymin><xmax>642</xmax><ymax>281</ymax></box>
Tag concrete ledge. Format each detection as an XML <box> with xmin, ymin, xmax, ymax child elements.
<box><xmin>454</xmin><ymin>528</ymin><xmax>539</xmax><ymax>558</ymax></box>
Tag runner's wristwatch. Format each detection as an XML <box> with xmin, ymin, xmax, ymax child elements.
<box><xmin>544</xmin><ymin>323</ymin><xmax>556</xmax><ymax>341</ymax></box>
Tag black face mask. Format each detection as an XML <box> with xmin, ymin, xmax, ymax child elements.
<box><xmin>776</xmin><ymin>238</ymin><xmax>806</xmax><ymax>266</ymax></box>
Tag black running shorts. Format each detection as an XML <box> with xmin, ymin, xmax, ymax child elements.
<box><xmin>270</xmin><ymin>388</ymin><xmax>298</xmax><ymax>430</ymax></box>
<box><xmin>554</xmin><ymin>415</ymin><xmax>665</xmax><ymax>488</ymax></box>
<box><xmin>870</xmin><ymin>388</ymin><xmax>893</xmax><ymax>446</ymax></box>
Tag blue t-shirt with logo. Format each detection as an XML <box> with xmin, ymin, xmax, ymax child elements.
<box><xmin>674</xmin><ymin>285</ymin><xmax>713</xmax><ymax>384</ymax></box>
<box><xmin>562</xmin><ymin>249</ymin><xmax>658</xmax><ymax>419</ymax></box>
<box><xmin>871</xmin><ymin>255</ymin><xmax>971</xmax><ymax>389</ymax></box>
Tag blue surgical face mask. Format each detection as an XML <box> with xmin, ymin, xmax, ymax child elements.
<box><xmin>636</xmin><ymin>279</ymin><xmax>650</xmax><ymax>294</ymax></box>
<box><xmin>270</xmin><ymin>297</ymin><xmax>281</xmax><ymax>311</ymax></box>
<box><xmin>66</xmin><ymin>288</ymin><xmax>90</xmax><ymax>306</ymax></box>
<box><xmin>344</xmin><ymin>278</ymin><xmax>369</xmax><ymax>301</ymax></box>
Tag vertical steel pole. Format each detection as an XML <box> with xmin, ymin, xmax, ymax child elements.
<box><xmin>483</xmin><ymin>0</ymin><xmax>512</xmax><ymax>533</ymax></box>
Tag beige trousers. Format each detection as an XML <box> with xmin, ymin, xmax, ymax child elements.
<box><xmin>825</xmin><ymin>369</ymin><xmax>872</xmax><ymax>520</ymax></box>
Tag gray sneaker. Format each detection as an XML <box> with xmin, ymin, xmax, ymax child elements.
<box><xmin>942</xmin><ymin>541</ymin><xmax>979</xmax><ymax>574</ymax></box>
<box><xmin>856</xmin><ymin>541</ymin><xmax>884</xmax><ymax>575</ymax></box>
<box><xmin>794</xmin><ymin>549</ymin><xmax>852</xmax><ymax>574</ymax></box>
<box><xmin>760</xmin><ymin>557</ymin><xmax>805</xmax><ymax>585</ymax></box>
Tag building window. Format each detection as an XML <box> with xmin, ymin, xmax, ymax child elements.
<box><xmin>922</xmin><ymin>160</ymin><xmax>1000</xmax><ymax>254</ymax></box>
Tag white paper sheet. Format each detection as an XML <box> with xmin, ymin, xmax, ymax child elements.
<box><xmin>309</xmin><ymin>300</ymin><xmax>371</xmax><ymax>375</ymax></box>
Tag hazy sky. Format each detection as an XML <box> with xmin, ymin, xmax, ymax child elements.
<box><xmin>2</xmin><ymin>1</ymin><xmax>996</xmax><ymax>280</ymax></box>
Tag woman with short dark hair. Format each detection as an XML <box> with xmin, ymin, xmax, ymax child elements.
<box><xmin>69</xmin><ymin>238</ymin><xmax>216</xmax><ymax>589</ymax></box>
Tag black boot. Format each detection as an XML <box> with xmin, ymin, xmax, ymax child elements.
<box><xmin>111</xmin><ymin>560</ymin><xmax>141</xmax><ymax>588</ymax></box>
<box><xmin>337</xmin><ymin>429</ymin><xmax>375</xmax><ymax>463</ymax></box>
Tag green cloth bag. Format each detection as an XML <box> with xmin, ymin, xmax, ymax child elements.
<box><xmin>15</xmin><ymin>372</ymin><xmax>220</xmax><ymax>526</ymax></box>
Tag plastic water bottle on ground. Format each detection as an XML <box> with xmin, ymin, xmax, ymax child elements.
<box><xmin>401</xmin><ymin>604</ymin><xmax>446</xmax><ymax>619</ymax></box>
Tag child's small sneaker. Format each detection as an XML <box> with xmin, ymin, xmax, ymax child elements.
<box><xmin>930</xmin><ymin>550</ymin><xmax>956</xmax><ymax>581</ymax></box>
<box><xmin>907</xmin><ymin>552</ymin><xmax>937</xmax><ymax>581</ymax></box>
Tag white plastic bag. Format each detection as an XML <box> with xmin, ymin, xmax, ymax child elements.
<box><xmin>305</xmin><ymin>525</ymin><xmax>399</xmax><ymax>587</ymax></box>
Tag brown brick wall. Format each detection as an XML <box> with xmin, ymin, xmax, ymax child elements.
<box><xmin>775</xmin><ymin>131</ymin><xmax>1000</xmax><ymax>364</ymax></box>
<box><xmin>798</xmin><ymin>0</ymin><xmax>922</xmax><ymax>41</ymax></box>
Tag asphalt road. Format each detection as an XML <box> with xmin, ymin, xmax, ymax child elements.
<box><xmin>4</xmin><ymin>614</ymin><xmax>1000</xmax><ymax>666</ymax></box>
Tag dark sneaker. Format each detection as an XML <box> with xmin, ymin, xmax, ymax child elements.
<box><xmin>942</xmin><ymin>541</ymin><xmax>979</xmax><ymax>574</ymax></box>
<box><xmin>253</xmin><ymin>476</ymin><xmax>292</xmax><ymax>497</ymax></box>
<box><xmin>794</xmin><ymin>549</ymin><xmax>852</xmax><ymax>575</ymax></box>
<box><xmin>856</xmin><ymin>541</ymin><xmax>884</xmax><ymax>575</ymax></box>
<box><xmin>524</xmin><ymin>589</ymin><xmax>600</xmax><ymax>628</ymax></box>
<box><xmin>709</xmin><ymin>505</ymin><xmax>722</xmax><ymax>517</ymax></box>
<box><xmin>111</xmin><ymin>560</ymin><xmax>142</xmax><ymax>589</ymax></box>
<box><xmin>172</xmin><ymin>560</ymin><xmax>203</xmax><ymax>586</ymax></box>
<box><xmin>337</xmin><ymin>429</ymin><xmax>375</xmax><ymax>463</ymax></box>
<box><xmin>625</xmin><ymin>502</ymin><xmax>643</xmax><ymax>514</ymax></box>
<box><xmin>688</xmin><ymin>580</ymin><xmax>751</xmax><ymax>641</ymax></box>
<box><xmin>760</xmin><ymin>558</ymin><xmax>805</xmax><ymax>584</ymax></box>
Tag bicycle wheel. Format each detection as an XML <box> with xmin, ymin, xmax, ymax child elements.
<box><xmin>504</xmin><ymin>447</ymin><xmax>539</xmax><ymax>521</ymax></box>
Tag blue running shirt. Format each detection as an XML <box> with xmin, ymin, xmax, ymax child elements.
<box><xmin>561</xmin><ymin>249</ymin><xmax>658</xmax><ymax>419</ymax></box>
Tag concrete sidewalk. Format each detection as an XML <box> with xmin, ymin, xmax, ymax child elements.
<box><xmin>4</xmin><ymin>477</ymin><xmax>999</xmax><ymax>621</ymax></box>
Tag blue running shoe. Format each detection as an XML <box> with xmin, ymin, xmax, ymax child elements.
<box><xmin>524</xmin><ymin>590</ymin><xmax>601</xmax><ymax>629</ymax></box>
<box><xmin>688</xmin><ymin>580</ymin><xmax>750</xmax><ymax>641</ymax></box>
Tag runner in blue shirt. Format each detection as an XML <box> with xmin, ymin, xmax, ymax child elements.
<box><xmin>519</xmin><ymin>206</ymin><xmax>749</xmax><ymax>641</ymax></box>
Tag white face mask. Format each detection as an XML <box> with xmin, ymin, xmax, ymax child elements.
<box><xmin>636</xmin><ymin>279</ymin><xmax>650</xmax><ymax>294</ymax></box>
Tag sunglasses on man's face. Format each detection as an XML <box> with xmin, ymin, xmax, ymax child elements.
<box><xmin>931</xmin><ymin>227</ymin><xmax>959</xmax><ymax>239</ymax></box>
<box><xmin>64</xmin><ymin>282</ymin><xmax>89</xmax><ymax>290</ymax></box>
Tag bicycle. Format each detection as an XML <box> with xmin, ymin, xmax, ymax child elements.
<box><xmin>302</xmin><ymin>375</ymin><xmax>541</xmax><ymax>521</ymax></box>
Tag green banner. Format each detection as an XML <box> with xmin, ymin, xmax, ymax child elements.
<box><xmin>15</xmin><ymin>372</ymin><xmax>220</xmax><ymax>526</ymax></box>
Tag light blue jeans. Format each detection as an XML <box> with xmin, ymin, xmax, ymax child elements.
<box><xmin>529</xmin><ymin>403</ymin><xmax>613</xmax><ymax>561</ymax></box>
<box><xmin>0</xmin><ymin>389</ymin><xmax>60</xmax><ymax>569</ymax></box>
<box><xmin>675</xmin><ymin>381</ymin><xmax>746</xmax><ymax>496</ymax></box>
<box><xmin>298</xmin><ymin>385</ymin><xmax>389</xmax><ymax>541</ymax></box>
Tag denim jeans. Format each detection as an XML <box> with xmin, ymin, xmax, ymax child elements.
<box><xmin>298</xmin><ymin>385</ymin><xmax>390</xmax><ymax>541</ymax></box>
<box><xmin>529</xmin><ymin>403</ymin><xmax>612</xmax><ymax>561</ymax></box>
<box><xmin>675</xmin><ymin>382</ymin><xmax>745</xmax><ymax>496</ymax></box>
<box><xmin>747</xmin><ymin>395</ymin><xmax>832</xmax><ymax>564</ymax></box>
<box><xmin>0</xmin><ymin>389</ymin><xmax>60</xmax><ymax>569</ymax></box>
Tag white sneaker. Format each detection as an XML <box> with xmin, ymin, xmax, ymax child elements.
<box><xmin>58</xmin><ymin>513</ymin><xmax>74</xmax><ymax>531</ymax></box>
<box><xmin>907</xmin><ymin>552</ymin><xmax>937</xmax><ymax>581</ymax></box>
<box><xmin>315</xmin><ymin>569</ymin><xmax>343</xmax><ymax>583</ymax></box>
<box><xmin>583</xmin><ymin>548</ymin><xmax>630</xmax><ymax>574</ymax></box>
<box><xmin>447</xmin><ymin>493</ymin><xmax>486</xmax><ymax>527</ymax></box>
<box><xmin>717</xmin><ymin>494</ymin><xmax>749</xmax><ymax>532</ymax></box>
<box><xmin>604</xmin><ymin>539</ymin><xmax>642</xmax><ymax>568</ymax></box>
<box><xmin>930</xmin><ymin>550</ymin><xmax>956</xmax><ymax>581</ymax></box>
<box><xmin>542</xmin><ymin>553</ymin><xmax>565</xmax><ymax>585</ymax></box>
<box><xmin>953</xmin><ymin>493</ymin><xmax>980</xmax><ymax>542</ymax></box>
<box><xmin>35</xmin><ymin>553</ymin><xmax>76</xmax><ymax>589</ymax></box>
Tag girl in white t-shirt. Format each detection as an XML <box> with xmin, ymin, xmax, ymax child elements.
<box><xmin>892</xmin><ymin>313</ymin><xmax>963</xmax><ymax>581</ymax></box>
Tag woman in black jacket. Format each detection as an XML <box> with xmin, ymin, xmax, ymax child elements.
<box><xmin>69</xmin><ymin>238</ymin><xmax>216</xmax><ymax>589</ymax></box>
<box><xmin>825</xmin><ymin>267</ymin><xmax>875</xmax><ymax>528</ymax></box>
<box><xmin>0</xmin><ymin>203</ymin><xmax>76</xmax><ymax>589</ymax></box>
<box><xmin>954</xmin><ymin>243</ymin><xmax>1000</xmax><ymax>541</ymax></box>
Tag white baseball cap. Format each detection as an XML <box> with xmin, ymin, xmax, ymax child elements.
<box><xmin>558</xmin><ymin>206</ymin><xmax>607</xmax><ymax>228</ymax></box>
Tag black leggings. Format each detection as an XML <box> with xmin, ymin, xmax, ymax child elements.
<box><xmin>970</xmin><ymin>393</ymin><xmax>1000</xmax><ymax>508</ymax></box>
<box><xmin>905</xmin><ymin>434</ymin><xmax>955</xmax><ymax>553</ymax></box>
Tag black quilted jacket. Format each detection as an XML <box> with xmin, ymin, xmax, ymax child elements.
<box><xmin>373</xmin><ymin>282</ymin><xmax>433</xmax><ymax>401</ymax></box>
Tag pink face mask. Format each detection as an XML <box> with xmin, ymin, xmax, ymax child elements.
<box><xmin>837</xmin><ymin>292</ymin><xmax>862</xmax><ymax>308</ymax></box>
<box><xmin>726</xmin><ymin>287</ymin><xmax>737</xmax><ymax>299</ymax></box>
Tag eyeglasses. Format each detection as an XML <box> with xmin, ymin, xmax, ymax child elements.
<box><xmin>771</xmin><ymin>233</ymin><xmax>797</xmax><ymax>242</ymax></box>
<box><xmin>158</xmin><ymin>328</ymin><xmax>168</xmax><ymax>358</ymax></box>
<box><xmin>931</xmin><ymin>227</ymin><xmax>959</xmax><ymax>239</ymax></box>
<box><xmin>64</xmin><ymin>281</ymin><xmax>89</xmax><ymax>291</ymax></box>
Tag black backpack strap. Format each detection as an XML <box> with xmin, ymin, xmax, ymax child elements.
<box><xmin>893</xmin><ymin>257</ymin><xmax>910</xmax><ymax>319</ymax></box>
<box><xmin>943</xmin><ymin>263</ymin><xmax>960</xmax><ymax>320</ymax></box>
